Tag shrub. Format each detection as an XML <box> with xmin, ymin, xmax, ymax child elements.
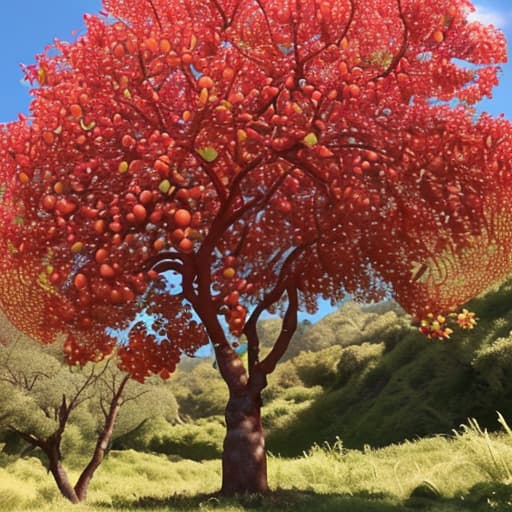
<box><xmin>262</xmin><ymin>360</ymin><xmax>302</xmax><ymax>401</ymax></box>
<box><xmin>293</xmin><ymin>346</ymin><xmax>343</xmax><ymax>388</ymax></box>
<box><xmin>172</xmin><ymin>362</ymin><xmax>228</xmax><ymax>419</ymax></box>
<box><xmin>472</xmin><ymin>335</ymin><xmax>512</xmax><ymax>392</ymax></box>
<box><xmin>147</xmin><ymin>418</ymin><xmax>225</xmax><ymax>460</ymax></box>
<box><xmin>281</xmin><ymin>385</ymin><xmax>323</xmax><ymax>403</ymax></box>
<box><xmin>336</xmin><ymin>343</ymin><xmax>385</xmax><ymax>386</ymax></box>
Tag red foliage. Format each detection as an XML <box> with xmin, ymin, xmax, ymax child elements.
<box><xmin>0</xmin><ymin>0</ymin><xmax>511</xmax><ymax>377</ymax></box>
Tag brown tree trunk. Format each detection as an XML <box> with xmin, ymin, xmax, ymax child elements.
<box><xmin>73</xmin><ymin>376</ymin><xmax>128</xmax><ymax>502</ymax></box>
<box><xmin>47</xmin><ymin>446</ymin><xmax>80</xmax><ymax>504</ymax></box>
<box><xmin>11</xmin><ymin>429</ymin><xmax>80</xmax><ymax>504</ymax></box>
<box><xmin>221</xmin><ymin>374</ymin><xmax>268</xmax><ymax>495</ymax></box>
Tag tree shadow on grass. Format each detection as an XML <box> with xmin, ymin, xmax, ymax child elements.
<box><xmin>96</xmin><ymin>488</ymin><xmax>486</xmax><ymax>512</ymax></box>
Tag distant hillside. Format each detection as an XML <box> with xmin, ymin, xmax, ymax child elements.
<box><xmin>121</xmin><ymin>280</ymin><xmax>512</xmax><ymax>460</ymax></box>
<box><xmin>267</xmin><ymin>280</ymin><xmax>512</xmax><ymax>455</ymax></box>
<box><xmin>258</xmin><ymin>299</ymin><xmax>406</xmax><ymax>360</ymax></box>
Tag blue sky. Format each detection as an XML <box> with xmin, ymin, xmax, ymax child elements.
<box><xmin>0</xmin><ymin>2</ymin><xmax>102</xmax><ymax>123</ymax></box>
<box><xmin>0</xmin><ymin>1</ymin><xmax>510</xmax><ymax>322</ymax></box>
<box><xmin>0</xmin><ymin>1</ymin><xmax>510</xmax><ymax>122</ymax></box>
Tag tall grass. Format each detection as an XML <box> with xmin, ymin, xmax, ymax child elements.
<box><xmin>3</xmin><ymin>416</ymin><xmax>512</xmax><ymax>511</ymax></box>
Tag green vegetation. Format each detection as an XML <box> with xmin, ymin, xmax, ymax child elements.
<box><xmin>3</xmin><ymin>417</ymin><xmax>512</xmax><ymax>511</ymax></box>
<box><xmin>0</xmin><ymin>333</ymin><xmax>178</xmax><ymax>502</ymax></box>
<box><xmin>144</xmin><ymin>280</ymin><xmax>512</xmax><ymax>459</ymax></box>
<box><xmin>266</xmin><ymin>281</ymin><xmax>512</xmax><ymax>455</ymax></box>
<box><xmin>5</xmin><ymin>280</ymin><xmax>512</xmax><ymax>507</ymax></box>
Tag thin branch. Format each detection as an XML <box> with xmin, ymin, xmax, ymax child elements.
<box><xmin>229</xmin><ymin>154</ymin><xmax>267</xmax><ymax>196</ymax></box>
<box><xmin>335</xmin><ymin>0</ymin><xmax>357</xmax><ymax>46</ymax></box>
<box><xmin>280</xmin><ymin>153</ymin><xmax>331</xmax><ymax>194</ymax></box>
<box><xmin>0</xmin><ymin>374</ymin><xmax>17</xmax><ymax>386</ymax></box>
<box><xmin>372</xmin><ymin>0</ymin><xmax>408</xmax><ymax>80</ymax></box>
<box><xmin>231</xmin><ymin>164</ymin><xmax>290</xmax><ymax>222</ymax></box>
<box><xmin>325</xmin><ymin>140</ymin><xmax>394</xmax><ymax>163</ymax></box>
<box><xmin>67</xmin><ymin>365</ymin><xmax>102</xmax><ymax>412</ymax></box>
<box><xmin>118</xmin><ymin>98</ymin><xmax>162</xmax><ymax>131</ymax></box>
<box><xmin>291</xmin><ymin>0</ymin><xmax>301</xmax><ymax>71</ymax></box>
<box><xmin>99</xmin><ymin>396</ymin><xmax>108</xmax><ymax>419</ymax></box>
<box><xmin>147</xmin><ymin>0</ymin><xmax>163</xmax><ymax>30</ymax></box>
<box><xmin>8</xmin><ymin>427</ymin><xmax>44</xmax><ymax>450</ymax></box>
<box><xmin>195</xmin><ymin>159</ymin><xmax>228</xmax><ymax>203</ymax></box>
<box><xmin>232</xmin><ymin>223</ymin><xmax>250</xmax><ymax>257</ymax></box>
<box><xmin>254</xmin><ymin>0</ymin><xmax>276</xmax><ymax>48</ymax></box>
<box><xmin>119</xmin><ymin>388</ymin><xmax>150</xmax><ymax>405</ymax></box>
<box><xmin>258</xmin><ymin>283</ymin><xmax>298</xmax><ymax>374</ymax></box>
<box><xmin>5</xmin><ymin>366</ymin><xmax>19</xmax><ymax>386</ymax></box>
<box><xmin>197</xmin><ymin>154</ymin><xmax>267</xmax><ymax>257</ymax></box>
<box><xmin>211</xmin><ymin>0</ymin><xmax>228</xmax><ymax>28</ymax></box>
<box><xmin>27</xmin><ymin>371</ymin><xmax>51</xmax><ymax>391</ymax></box>
<box><xmin>299</xmin><ymin>0</ymin><xmax>356</xmax><ymax>69</ymax></box>
<box><xmin>229</xmin><ymin>39</ymin><xmax>269</xmax><ymax>68</ymax></box>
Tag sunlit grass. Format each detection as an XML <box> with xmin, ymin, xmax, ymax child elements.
<box><xmin>3</xmin><ymin>418</ymin><xmax>512</xmax><ymax>511</ymax></box>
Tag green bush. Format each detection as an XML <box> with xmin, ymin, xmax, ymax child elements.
<box><xmin>336</xmin><ymin>342</ymin><xmax>385</xmax><ymax>386</ymax></box>
<box><xmin>153</xmin><ymin>427</ymin><xmax>223</xmax><ymax>461</ymax></box>
<box><xmin>263</xmin><ymin>390</ymin><xmax>321</xmax><ymax>433</ymax></box>
<box><xmin>472</xmin><ymin>335</ymin><xmax>512</xmax><ymax>392</ymax></box>
<box><xmin>293</xmin><ymin>346</ymin><xmax>343</xmax><ymax>388</ymax></box>
<box><xmin>117</xmin><ymin>415</ymin><xmax>225</xmax><ymax>461</ymax></box>
<box><xmin>281</xmin><ymin>385</ymin><xmax>323</xmax><ymax>403</ymax></box>
<box><xmin>172</xmin><ymin>362</ymin><xmax>228</xmax><ymax>419</ymax></box>
<box><xmin>262</xmin><ymin>360</ymin><xmax>302</xmax><ymax>401</ymax></box>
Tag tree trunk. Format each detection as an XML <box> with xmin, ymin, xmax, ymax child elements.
<box><xmin>196</xmin><ymin>306</ymin><xmax>271</xmax><ymax>495</ymax></box>
<box><xmin>221</xmin><ymin>376</ymin><xmax>268</xmax><ymax>495</ymax></box>
<box><xmin>74</xmin><ymin>376</ymin><xmax>128</xmax><ymax>502</ymax></box>
<box><xmin>11</xmin><ymin>430</ymin><xmax>80</xmax><ymax>504</ymax></box>
<box><xmin>73</xmin><ymin>433</ymin><xmax>111</xmax><ymax>502</ymax></box>
<box><xmin>47</xmin><ymin>448</ymin><xmax>80</xmax><ymax>504</ymax></box>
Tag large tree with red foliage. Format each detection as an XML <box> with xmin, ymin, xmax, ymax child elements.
<box><xmin>1</xmin><ymin>0</ymin><xmax>512</xmax><ymax>494</ymax></box>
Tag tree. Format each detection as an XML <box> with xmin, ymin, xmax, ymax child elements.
<box><xmin>0</xmin><ymin>329</ymin><xmax>177</xmax><ymax>503</ymax></box>
<box><xmin>1</xmin><ymin>0</ymin><xmax>512</xmax><ymax>494</ymax></box>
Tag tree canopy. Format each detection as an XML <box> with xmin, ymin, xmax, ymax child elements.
<box><xmin>1</xmin><ymin>0</ymin><xmax>512</xmax><ymax>496</ymax></box>
<box><xmin>0</xmin><ymin>0</ymin><xmax>511</xmax><ymax>375</ymax></box>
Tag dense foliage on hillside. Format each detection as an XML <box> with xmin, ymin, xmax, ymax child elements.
<box><xmin>4</xmin><ymin>280</ymin><xmax>512</xmax><ymax>473</ymax></box>
<box><xmin>115</xmin><ymin>280</ymin><xmax>512</xmax><ymax>459</ymax></box>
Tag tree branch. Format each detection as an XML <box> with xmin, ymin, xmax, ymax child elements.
<box><xmin>258</xmin><ymin>283</ymin><xmax>298</xmax><ymax>375</ymax></box>
<box><xmin>147</xmin><ymin>0</ymin><xmax>163</xmax><ymax>30</ymax></box>
<box><xmin>74</xmin><ymin>374</ymin><xmax>130</xmax><ymax>501</ymax></box>
<box><xmin>299</xmin><ymin>0</ymin><xmax>356</xmax><ymax>69</ymax></box>
<box><xmin>8</xmin><ymin>426</ymin><xmax>45</xmax><ymax>450</ymax></box>
<box><xmin>372</xmin><ymin>0</ymin><xmax>408</xmax><ymax>80</ymax></box>
<box><xmin>244</xmin><ymin>240</ymin><xmax>315</xmax><ymax>375</ymax></box>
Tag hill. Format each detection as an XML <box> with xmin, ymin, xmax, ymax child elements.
<box><xmin>119</xmin><ymin>280</ymin><xmax>512</xmax><ymax>459</ymax></box>
<box><xmin>265</xmin><ymin>280</ymin><xmax>512</xmax><ymax>454</ymax></box>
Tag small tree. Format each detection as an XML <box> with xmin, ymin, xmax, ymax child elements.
<box><xmin>0</xmin><ymin>0</ymin><xmax>512</xmax><ymax>494</ymax></box>
<box><xmin>0</xmin><ymin>332</ymin><xmax>177</xmax><ymax>503</ymax></box>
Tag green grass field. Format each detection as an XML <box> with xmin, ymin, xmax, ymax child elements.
<box><xmin>3</xmin><ymin>417</ymin><xmax>512</xmax><ymax>512</ymax></box>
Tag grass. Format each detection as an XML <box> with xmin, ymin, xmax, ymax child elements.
<box><xmin>3</xmin><ymin>418</ymin><xmax>512</xmax><ymax>511</ymax></box>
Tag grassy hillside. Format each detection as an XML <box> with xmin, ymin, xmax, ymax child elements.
<box><xmin>257</xmin><ymin>299</ymin><xmax>406</xmax><ymax>360</ymax></box>
<box><xmin>5</xmin><ymin>282</ymin><xmax>512</xmax><ymax>510</ymax></box>
<box><xmin>267</xmin><ymin>280</ymin><xmax>512</xmax><ymax>454</ymax></box>
<box><xmin>126</xmin><ymin>279</ymin><xmax>512</xmax><ymax>460</ymax></box>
